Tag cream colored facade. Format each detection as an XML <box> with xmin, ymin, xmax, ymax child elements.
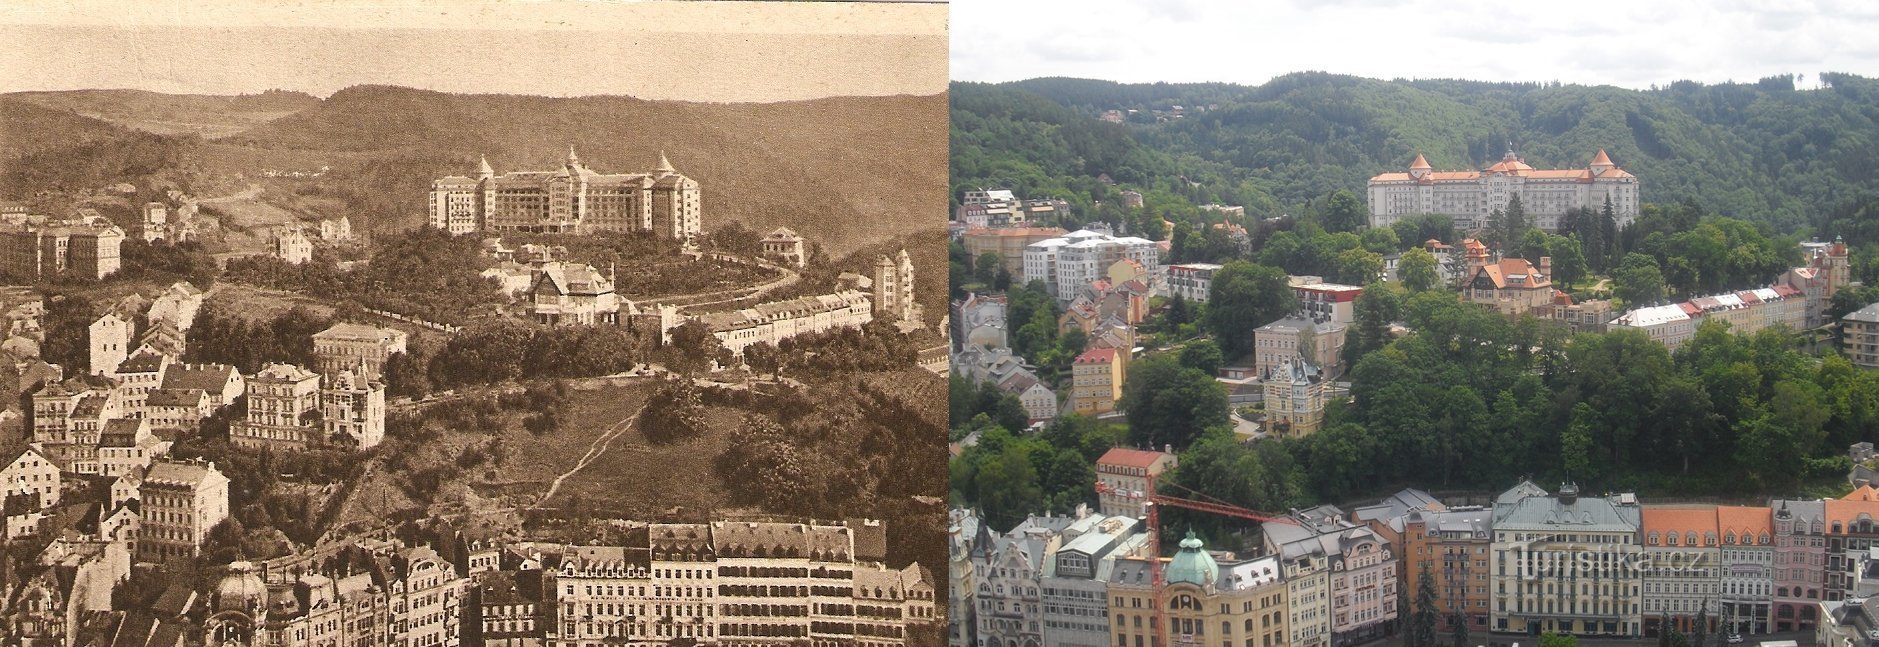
<box><xmin>1845</xmin><ymin>303</ymin><xmax>1879</xmax><ymax>368</ymax></box>
<box><xmin>1368</xmin><ymin>149</ymin><xmax>1639</xmax><ymax>232</ymax></box>
<box><xmin>691</xmin><ymin>290</ymin><xmax>874</xmax><ymax>356</ymax></box>
<box><xmin>430</xmin><ymin>150</ymin><xmax>700</xmax><ymax>238</ymax></box>
<box><xmin>136</xmin><ymin>459</ymin><xmax>229</xmax><ymax>563</ymax></box>
<box><xmin>1262</xmin><ymin>356</ymin><xmax>1325</xmax><ymax>439</ymax></box>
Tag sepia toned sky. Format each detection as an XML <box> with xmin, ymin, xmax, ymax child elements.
<box><xmin>0</xmin><ymin>1</ymin><xmax>947</xmax><ymax>101</ymax></box>
<box><xmin>952</xmin><ymin>0</ymin><xmax>1879</xmax><ymax>89</ymax></box>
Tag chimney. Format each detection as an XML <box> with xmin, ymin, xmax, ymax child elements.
<box><xmin>1539</xmin><ymin>256</ymin><xmax>1552</xmax><ymax>278</ymax></box>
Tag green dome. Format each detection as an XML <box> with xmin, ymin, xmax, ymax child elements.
<box><xmin>1165</xmin><ymin>530</ymin><xmax>1218</xmax><ymax>587</ymax></box>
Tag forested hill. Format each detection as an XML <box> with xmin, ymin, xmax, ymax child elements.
<box><xmin>951</xmin><ymin>72</ymin><xmax>1879</xmax><ymax>237</ymax></box>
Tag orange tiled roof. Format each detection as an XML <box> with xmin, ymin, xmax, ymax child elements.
<box><xmin>1591</xmin><ymin>149</ymin><xmax>1614</xmax><ymax>166</ymax></box>
<box><xmin>1074</xmin><ymin>347</ymin><xmax>1118</xmax><ymax>364</ymax></box>
<box><xmin>1844</xmin><ymin>485</ymin><xmax>1879</xmax><ymax>502</ymax></box>
<box><xmin>1824</xmin><ymin>496</ymin><xmax>1879</xmax><ymax>527</ymax></box>
<box><xmin>1716</xmin><ymin>505</ymin><xmax>1772</xmax><ymax>538</ymax></box>
<box><xmin>1409</xmin><ymin>154</ymin><xmax>1432</xmax><ymax>170</ymax></box>
<box><xmin>1640</xmin><ymin>505</ymin><xmax>1719</xmax><ymax>537</ymax></box>
<box><xmin>1471</xmin><ymin>258</ymin><xmax>1551</xmax><ymax>290</ymax></box>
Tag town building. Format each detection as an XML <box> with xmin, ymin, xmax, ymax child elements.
<box><xmin>136</xmin><ymin>459</ymin><xmax>229</xmax><ymax>563</ymax></box>
<box><xmin>1094</xmin><ymin>448</ymin><xmax>1176</xmax><ymax>520</ymax></box>
<box><xmin>1718</xmin><ymin>505</ymin><xmax>1775</xmax><ymax>636</ymax></box>
<box><xmin>530</xmin><ymin>262</ymin><xmax>621</xmax><ymax>326</ymax></box>
<box><xmin>146</xmin><ymin>281</ymin><xmax>204</xmax><ymax>333</ymax></box>
<box><xmin>1818</xmin><ymin>597</ymin><xmax>1879</xmax><ymax>647</ymax></box>
<box><xmin>1398</xmin><ymin>506</ymin><xmax>1492</xmax><ymax>636</ymax></box>
<box><xmin>1640</xmin><ymin>505</ymin><xmax>1722</xmax><ymax>635</ymax></box>
<box><xmin>140</xmin><ymin>202</ymin><xmax>168</xmax><ymax>242</ymax></box>
<box><xmin>273</xmin><ymin>228</ymin><xmax>312</xmax><ymax>265</ymax></box>
<box><xmin>761</xmin><ymin>227</ymin><xmax>808</xmax><ymax>268</ymax></box>
<box><xmin>320</xmin><ymin>368</ymin><xmax>386</xmax><ymax>450</ymax></box>
<box><xmin>874</xmin><ymin>248</ymin><xmax>922</xmax><ymax>323</ymax></box>
<box><xmin>1366</xmin><ymin>148</ymin><xmax>1639</xmax><ymax>233</ymax></box>
<box><xmin>1252</xmin><ymin>317</ymin><xmax>1345</xmax><ymax>379</ymax></box>
<box><xmin>89</xmin><ymin>312</ymin><xmax>134</xmax><ymax>376</ymax></box>
<box><xmin>1771</xmin><ymin>499</ymin><xmax>1828</xmax><ymax>632</ymax></box>
<box><xmin>477</xmin><ymin>569</ymin><xmax>549</xmax><ymax>646</ymax></box>
<box><xmin>229</xmin><ymin>364</ymin><xmax>322</xmax><ymax>451</ymax></box>
<box><xmin>1165</xmin><ymin>263</ymin><xmax>1223</xmax><ymax>303</ymax></box>
<box><xmin>978</xmin><ymin>515</ymin><xmax>1074</xmax><ymax>647</ymax></box>
<box><xmin>954</xmin><ymin>293</ymin><xmax>1009</xmax><ymax>351</ymax></box>
<box><xmin>689</xmin><ymin>290</ymin><xmax>873</xmax><ymax>356</ymax></box>
<box><xmin>159</xmin><ymin>362</ymin><xmax>245</xmax><ymax>408</ymax></box>
<box><xmin>1018</xmin><ymin>383</ymin><xmax>1057</xmax><ymax>425</ymax></box>
<box><xmin>1023</xmin><ymin>230</ymin><xmax>1160</xmax><ymax>302</ymax></box>
<box><xmin>949</xmin><ymin>509</ymin><xmax>990</xmax><ymax>647</ymax></box>
<box><xmin>319</xmin><ymin>215</ymin><xmax>352</xmax><ymax>242</ymax></box>
<box><xmin>0</xmin><ymin>216</ymin><xmax>124</xmax><ymax>281</ymax></box>
<box><xmin>963</xmin><ymin>227</ymin><xmax>1068</xmax><ymax>277</ymax></box>
<box><xmin>1607</xmin><ymin>304</ymin><xmax>1699</xmax><ymax>350</ymax></box>
<box><xmin>1263</xmin><ymin>356</ymin><xmax>1326</xmax><ymax>439</ymax></box>
<box><xmin>0</xmin><ymin>446</ymin><xmax>61</xmax><ymax>509</ymax></box>
<box><xmin>1294</xmin><ymin>283</ymin><xmax>1363</xmax><ymax>326</ymax></box>
<box><xmin>1039</xmin><ymin>512</ymin><xmax>1145</xmax><ymax>647</ymax></box>
<box><xmin>1119</xmin><ymin>191</ymin><xmax>1144</xmax><ymax>209</ymax></box>
<box><xmin>1490</xmin><ymin>482</ymin><xmax>1643</xmax><ymax>637</ymax></box>
<box><xmin>1111</xmin><ymin>534</ymin><xmax>1289</xmax><ymax>647</ymax></box>
<box><xmin>1264</xmin><ymin>507</ymin><xmax>1399</xmax><ymax>646</ymax></box>
<box><xmin>1824</xmin><ymin>488</ymin><xmax>1879</xmax><ymax>602</ymax></box>
<box><xmin>1462</xmin><ymin>249</ymin><xmax>1559</xmax><ymax>318</ymax></box>
<box><xmin>1780</xmin><ymin>236</ymin><xmax>1853</xmax><ymax>329</ymax></box>
<box><xmin>1843</xmin><ymin>302</ymin><xmax>1879</xmax><ymax>368</ymax></box>
<box><xmin>1070</xmin><ymin>347</ymin><xmax>1125</xmax><ymax>416</ymax></box>
<box><xmin>311</xmin><ymin>322</ymin><xmax>409</xmax><ymax>380</ymax></box>
<box><xmin>429</xmin><ymin>150</ymin><xmax>700</xmax><ymax>239</ymax></box>
<box><xmin>203</xmin><ymin>543</ymin><xmax>466</xmax><ymax>647</ymax></box>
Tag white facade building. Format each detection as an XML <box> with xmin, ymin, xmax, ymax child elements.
<box><xmin>1367</xmin><ymin>148</ymin><xmax>1639</xmax><ymax>233</ymax></box>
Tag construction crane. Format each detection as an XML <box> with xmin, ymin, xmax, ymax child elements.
<box><xmin>1097</xmin><ymin>474</ymin><xmax>1295</xmax><ymax>647</ymax></box>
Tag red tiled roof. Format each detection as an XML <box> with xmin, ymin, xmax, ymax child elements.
<box><xmin>1641</xmin><ymin>505</ymin><xmax>1719</xmax><ymax>536</ymax></box>
<box><xmin>1097</xmin><ymin>448</ymin><xmax>1173</xmax><ymax>469</ymax></box>
<box><xmin>1074</xmin><ymin>347</ymin><xmax>1118</xmax><ymax>364</ymax></box>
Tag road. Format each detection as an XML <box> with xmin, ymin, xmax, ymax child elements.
<box><xmin>196</xmin><ymin>183</ymin><xmax>264</xmax><ymax>204</ymax></box>
<box><xmin>1343</xmin><ymin>630</ymin><xmax>1814</xmax><ymax>647</ymax></box>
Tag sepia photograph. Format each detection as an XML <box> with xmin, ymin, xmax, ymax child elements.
<box><xmin>0</xmin><ymin>1</ymin><xmax>949</xmax><ymax>646</ymax></box>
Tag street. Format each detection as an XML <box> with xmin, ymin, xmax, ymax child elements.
<box><xmin>1345</xmin><ymin>630</ymin><xmax>1815</xmax><ymax>647</ymax></box>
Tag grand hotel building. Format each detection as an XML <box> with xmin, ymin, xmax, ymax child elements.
<box><xmin>430</xmin><ymin>148</ymin><xmax>701</xmax><ymax>238</ymax></box>
<box><xmin>1367</xmin><ymin>148</ymin><xmax>1639</xmax><ymax>234</ymax></box>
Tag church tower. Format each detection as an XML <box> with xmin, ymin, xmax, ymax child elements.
<box><xmin>1826</xmin><ymin>235</ymin><xmax>1851</xmax><ymax>298</ymax></box>
<box><xmin>873</xmin><ymin>254</ymin><xmax>900</xmax><ymax>321</ymax></box>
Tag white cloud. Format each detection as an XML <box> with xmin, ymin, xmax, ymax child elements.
<box><xmin>951</xmin><ymin>0</ymin><xmax>1879</xmax><ymax>89</ymax></box>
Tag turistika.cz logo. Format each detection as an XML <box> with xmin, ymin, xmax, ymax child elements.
<box><xmin>1505</xmin><ymin>540</ymin><xmax>1711</xmax><ymax>578</ymax></box>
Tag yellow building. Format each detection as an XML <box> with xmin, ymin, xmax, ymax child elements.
<box><xmin>1108</xmin><ymin>533</ymin><xmax>1289</xmax><ymax>647</ymax></box>
<box><xmin>1071</xmin><ymin>347</ymin><xmax>1125</xmax><ymax>415</ymax></box>
<box><xmin>961</xmin><ymin>227</ymin><xmax>1066</xmax><ymax>277</ymax></box>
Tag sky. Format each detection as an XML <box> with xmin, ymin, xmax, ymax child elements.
<box><xmin>0</xmin><ymin>1</ymin><xmax>946</xmax><ymax>101</ymax></box>
<box><xmin>951</xmin><ymin>0</ymin><xmax>1879</xmax><ymax>89</ymax></box>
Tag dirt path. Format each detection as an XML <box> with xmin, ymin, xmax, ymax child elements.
<box><xmin>667</xmin><ymin>263</ymin><xmax>801</xmax><ymax>310</ymax></box>
<box><xmin>532</xmin><ymin>410</ymin><xmax>643</xmax><ymax>509</ymax></box>
<box><xmin>197</xmin><ymin>183</ymin><xmax>264</xmax><ymax>204</ymax></box>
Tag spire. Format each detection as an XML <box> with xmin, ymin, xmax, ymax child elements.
<box><xmin>1590</xmin><ymin>148</ymin><xmax>1614</xmax><ymax>167</ymax></box>
<box><xmin>477</xmin><ymin>155</ymin><xmax>493</xmax><ymax>178</ymax></box>
<box><xmin>656</xmin><ymin>151</ymin><xmax>675</xmax><ymax>174</ymax></box>
<box><xmin>1503</xmin><ymin>142</ymin><xmax>1518</xmax><ymax>161</ymax></box>
<box><xmin>1409</xmin><ymin>154</ymin><xmax>1432</xmax><ymax>170</ymax></box>
<box><xmin>566</xmin><ymin>146</ymin><xmax>580</xmax><ymax>167</ymax></box>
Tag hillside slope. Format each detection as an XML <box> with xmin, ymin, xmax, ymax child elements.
<box><xmin>5</xmin><ymin>88</ymin><xmax>320</xmax><ymax>138</ymax></box>
<box><xmin>226</xmin><ymin>86</ymin><xmax>949</xmax><ymax>254</ymax></box>
<box><xmin>954</xmin><ymin>72</ymin><xmax>1879</xmax><ymax>235</ymax></box>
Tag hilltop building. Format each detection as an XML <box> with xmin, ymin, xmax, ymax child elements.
<box><xmin>1023</xmin><ymin>230</ymin><xmax>1160</xmax><ymax>302</ymax></box>
<box><xmin>272</xmin><ymin>228</ymin><xmax>312</xmax><ymax>265</ymax></box>
<box><xmin>1263</xmin><ymin>355</ymin><xmax>1327</xmax><ymax>439</ymax></box>
<box><xmin>1843</xmin><ymin>302</ymin><xmax>1879</xmax><ymax>368</ymax></box>
<box><xmin>1367</xmin><ymin>148</ymin><xmax>1639</xmax><ymax>232</ymax></box>
<box><xmin>687</xmin><ymin>290</ymin><xmax>873</xmax><ymax>356</ymax></box>
<box><xmin>429</xmin><ymin>149</ymin><xmax>701</xmax><ymax>239</ymax></box>
<box><xmin>529</xmin><ymin>261</ymin><xmax>621</xmax><ymax>326</ymax></box>
<box><xmin>0</xmin><ymin>216</ymin><xmax>124</xmax><ymax>281</ymax></box>
<box><xmin>229</xmin><ymin>364</ymin><xmax>321</xmax><ymax>452</ymax></box>
<box><xmin>760</xmin><ymin>227</ymin><xmax>807</xmax><ymax>267</ymax></box>
<box><xmin>874</xmin><ymin>248</ymin><xmax>921</xmax><ymax>324</ymax></box>
<box><xmin>962</xmin><ymin>227</ymin><xmax>1067</xmax><ymax>277</ymax></box>
<box><xmin>310</xmin><ymin>322</ymin><xmax>408</xmax><ymax>380</ymax></box>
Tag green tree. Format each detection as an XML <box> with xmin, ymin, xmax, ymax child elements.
<box><xmin>1411</xmin><ymin>562</ymin><xmax>1438</xmax><ymax>647</ymax></box>
<box><xmin>1324</xmin><ymin>189</ymin><xmax>1367</xmax><ymax>233</ymax></box>
<box><xmin>975</xmin><ymin>252</ymin><xmax>1003</xmax><ymax>287</ymax></box>
<box><xmin>1333</xmin><ymin>247</ymin><xmax>1384</xmax><ymax>285</ymax></box>
<box><xmin>1178</xmin><ymin>340</ymin><xmax>1224</xmax><ymax>375</ymax></box>
<box><xmin>1501</xmin><ymin>194</ymin><xmax>1528</xmax><ymax>253</ymax></box>
<box><xmin>1547</xmin><ymin>235</ymin><xmax>1589</xmax><ymax>289</ymax></box>
<box><xmin>743</xmin><ymin>341</ymin><xmax>782</xmax><ymax>379</ymax></box>
<box><xmin>1518</xmin><ymin>228</ymin><xmax>1549</xmax><ymax>265</ymax></box>
<box><xmin>664</xmin><ymin>320</ymin><xmax>724</xmax><ymax>375</ymax></box>
<box><xmin>1563</xmin><ymin>403</ymin><xmax>1600</xmax><ymax>483</ymax></box>
<box><xmin>1539</xmin><ymin>632</ymin><xmax>1577</xmax><ymax>647</ymax></box>
<box><xmin>1450</xmin><ymin>613</ymin><xmax>1469</xmax><ymax>647</ymax></box>
<box><xmin>1119</xmin><ymin>354</ymin><xmax>1229</xmax><ymax>450</ymax></box>
<box><xmin>1614</xmin><ymin>253</ymin><xmax>1667</xmax><ymax>308</ymax></box>
<box><xmin>1205</xmin><ymin>261</ymin><xmax>1297</xmax><ymax>359</ymax></box>
<box><xmin>1399</xmin><ymin>247</ymin><xmax>1439</xmax><ymax>292</ymax></box>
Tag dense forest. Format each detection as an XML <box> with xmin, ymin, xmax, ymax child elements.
<box><xmin>952</xmin><ymin>72</ymin><xmax>1879</xmax><ymax>240</ymax></box>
